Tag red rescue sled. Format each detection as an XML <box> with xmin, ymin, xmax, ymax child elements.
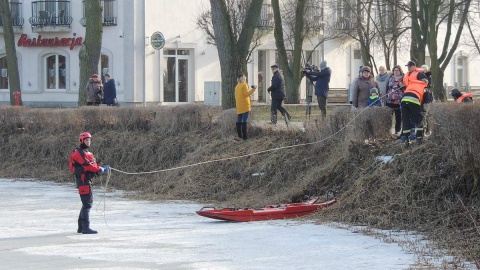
<box><xmin>196</xmin><ymin>197</ymin><xmax>337</xmax><ymax>222</ymax></box>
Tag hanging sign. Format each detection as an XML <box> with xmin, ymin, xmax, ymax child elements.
<box><xmin>150</xmin><ymin>32</ymin><xmax>165</xmax><ymax>50</ymax></box>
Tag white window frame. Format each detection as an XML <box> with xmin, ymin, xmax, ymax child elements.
<box><xmin>44</xmin><ymin>53</ymin><xmax>67</xmax><ymax>91</ymax></box>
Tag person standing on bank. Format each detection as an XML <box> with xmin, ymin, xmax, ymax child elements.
<box><xmin>86</xmin><ymin>74</ymin><xmax>103</xmax><ymax>106</ymax></box>
<box><xmin>103</xmin><ymin>73</ymin><xmax>117</xmax><ymax>106</ymax></box>
<box><xmin>267</xmin><ymin>64</ymin><xmax>291</xmax><ymax>125</ymax></box>
<box><xmin>386</xmin><ymin>65</ymin><xmax>405</xmax><ymax>136</ymax></box>
<box><xmin>305</xmin><ymin>60</ymin><xmax>331</xmax><ymax>120</ymax></box>
<box><xmin>376</xmin><ymin>66</ymin><xmax>391</xmax><ymax>105</ymax></box>
<box><xmin>69</xmin><ymin>132</ymin><xmax>109</xmax><ymax>234</ymax></box>
<box><xmin>234</xmin><ymin>73</ymin><xmax>256</xmax><ymax>140</ymax></box>
<box><xmin>400</xmin><ymin>61</ymin><xmax>428</xmax><ymax>146</ymax></box>
<box><xmin>349</xmin><ymin>66</ymin><xmax>363</xmax><ymax>108</ymax></box>
<box><xmin>352</xmin><ymin>66</ymin><xmax>379</xmax><ymax>109</ymax></box>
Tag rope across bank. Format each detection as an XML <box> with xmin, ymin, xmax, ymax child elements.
<box><xmin>107</xmin><ymin>103</ymin><xmax>380</xmax><ymax>176</ymax></box>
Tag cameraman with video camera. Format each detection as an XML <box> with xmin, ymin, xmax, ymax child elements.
<box><xmin>304</xmin><ymin>60</ymin><xmax>331</xmax><ymax>120</ymax></box>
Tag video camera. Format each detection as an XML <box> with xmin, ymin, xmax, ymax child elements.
<box><xmin>302</xmin><ymin>63</ymin><xmax>319</xmax><ymax>76</ymax></box>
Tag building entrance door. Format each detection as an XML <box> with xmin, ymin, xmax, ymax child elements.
<box><xmin>163</xmin><ymin>49</ymin><xmax>190</xmax><ymax>103</ymax></box>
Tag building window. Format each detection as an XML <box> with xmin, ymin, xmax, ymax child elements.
<box><xmin>0</xmin><ymin>0</ymin><xmax>24</xmax><ymax>28</ymax></box>
<box><xmin>30</xmin><ymin>0</ymin><xmax>72</xmax><ymax>27</ymax></box>
<box><xmin>454</xmin><ymin>2</ymin><xmax>464</xmax><ymax>23</ymax></box>
<box><xmin>456</xmin><ymin>54</ymin><xmax>467</xmax><ymax>88</ymax></box>
<box><xmin>80</xmin><ymin>0</ymin><xmax>117</xmax><ymax>26</ymax></box>
<box><xmin>305</xmin><ymin>0</ymin><xmax>324</xmax><ymax>32</ymax></box>
<box><xmin>0</xmin><ymin>56</ymin><xmax>8</xmax><ymax>89</ymax></box>
<box><xmin>257</xmin><ymin>1</ymin><xmax>274</xmax><ymax>28</ymax></box>
<box><xmin>45</xmin><ymin>54</ymin><xmax>66</xmax><ymax>90</ymax></box>
<box><xmin>100</xmin><ymin>54</ymin><xmax>109</xmax><ymax>83</ymax></box>
<box><xmin>335</xmin><ymin>0</ymin><xmax>354</xmax><ymax>30</ymax></box>
<box><xmin>102</xmin><ymin>0</ymin><xmax>117</xmax><ymax>25</ymax></box>
<box><xmin>375</xmin><ymin>0</ymin><xmax>395</xmax><ymax>31</ymax></box>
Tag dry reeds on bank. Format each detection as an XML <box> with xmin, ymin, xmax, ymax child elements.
<box><xmin>0</xmin><ymin>103</ymin><xmax>478</xmax><ymax>266</ymax></box>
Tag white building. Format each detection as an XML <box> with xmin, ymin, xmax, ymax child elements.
<box><xmin>0</xmin><ymin>0</ymin><xmax>477</xmax><ymax>107</ymax></box>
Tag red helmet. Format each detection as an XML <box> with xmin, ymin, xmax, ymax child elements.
<box><xmin>79</xmin><ymin>132</ymin><xmax>92</xmax><ymax>144</ymax></box>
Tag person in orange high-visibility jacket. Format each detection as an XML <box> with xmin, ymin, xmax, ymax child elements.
<box><xmin>451</xmin><ymin>88</ymin><xmax>474</xmax><ymax>103</ymax></box>
<box><xmin>234</xmin><ymin>73</ymin><xmax>256</xmax><ymax>140</ymax></box>
<box><xmin>400</xmin><ymin>61</ymin><xmax>428</xmax><ymax>147</ymax></box>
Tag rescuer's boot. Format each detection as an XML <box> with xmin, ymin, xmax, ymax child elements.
<box><xmin>81</xmin><ymin>221</ymin><xmax>98</xmax><ymax>234</ymax></box>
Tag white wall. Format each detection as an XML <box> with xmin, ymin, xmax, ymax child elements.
<box><xmin>2</xmin><ymin>1</ymin><xmax>480</xmax><ymax>107</ymax></box>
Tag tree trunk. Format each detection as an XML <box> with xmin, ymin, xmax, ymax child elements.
<box><xmin>272</xmin><ymin>0</ymin><xmax>306</xmax><ymax>104</ymax></box>
<box><xmin>210</xmin><ymin>0</ymin><xmax>236</xmax><ymax>109</ymax></box>
<box><xmin>431</xmin><ymin>65</ymin><xmax>446</xmax><ymax>101</ymax></box>
<box><xmin>78</xmin><ymin>0</ymin><xmax>103</xmax><ymax>106</ymax></box>
<box><xmin>409</xmin><ymin>0</ymin><xmax>426</xmax><ymax>66</ymax></box>
<box><xmin>210</xmin><ymin>0</ymin><xmax>262</xmax><ymax>109</ymax></box>
<box><xmin>423</xmin><ymin>0</ymin><xmax>471</xmax><ymax>101</ymax></box>
<box><xmin>1</xmin><ymin>0</ymin><xmax>22</xmax><ymax>105</ymax></box>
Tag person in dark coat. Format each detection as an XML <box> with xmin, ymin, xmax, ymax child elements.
<box><xmin>267</xmin><ymin>64</ymin><xmax>291</xmax><ymax>125</ymax></box>
<box><xmin>103</xmin><ymin>73</ymin><xmax>117</xmax><ymax>106</ymax></box>
<box><xmin>305</xmin><ymin>60</ymin><xmax>331</xmax><ymax>119</ymax></box>
<box><xmin>85</xmin><ymin>74</ymin><xmax>103</xmax><ymax>106</ymax></box>
<box><xmin>352</xmin><ymin>66</ymin><xmax>379</xmax><ymax>108</ymax></box>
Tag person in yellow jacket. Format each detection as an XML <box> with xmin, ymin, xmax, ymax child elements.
<box><xmin>235</xmin><ymin>73</ymin><xmax>256</xmax><ymax>140</ymax></box>
<box><xmin>400</xmin><ymin>61</ymin><xmax>428</xmax><ymax>147</ymax></box>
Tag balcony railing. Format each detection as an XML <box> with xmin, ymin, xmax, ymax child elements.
<box><xmin>29</xmin><ymin>1</ymin><xmax>73</xmax><ymax>28</ymax></box>
<box><xmin>334</xmin><ymin>17</ymin><xmax>353</xmax><ymax>30</ymax></box>
<box><xmin>80</xmin><ymin>0</ymin><xmax>118</xmax><ymax>27</ymax></box>
<box><xmin>0</xmin><ymin>2</ymin><xmax>24</xmax><ymax>28</ymax></box>
<box><xmin>257</xmin><ymin>3</ymin><xmax>274</xmax><ymax>29</ymax></box>
<box><xmin>305</xmin><ymin>3</ymin><xmax>324</xmax><ymax>34</ymax></box>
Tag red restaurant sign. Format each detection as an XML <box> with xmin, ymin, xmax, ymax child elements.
<box><xmin>17</xmin><ymin>34</ymin><xmax>83</xmax><ymax>50</ymax></box>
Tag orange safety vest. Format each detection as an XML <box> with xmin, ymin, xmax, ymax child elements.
<box><xmin>403</xmin><ymin>69</ymin><xmax>427</xmax><ymax>103</ymax></box>
<box><xmin>456</xmin><ymin>92</ymin><xmax>474</xmax><ymax>103</ymax></box>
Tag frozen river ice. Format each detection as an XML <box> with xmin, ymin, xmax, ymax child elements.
<box><xmin>0</xmin><ymin>178</ymin><xmax>442</xmax><ymax>269</ymax></box>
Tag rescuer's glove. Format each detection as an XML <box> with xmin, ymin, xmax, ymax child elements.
<box><xmin>99</xmin><ymin>165</ymin><xmax>110</xmax><ymax>174</ymax></box>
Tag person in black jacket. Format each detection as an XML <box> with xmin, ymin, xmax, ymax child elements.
<box><xmin>267</xmin><ymin>64</ymin><xmax>291</xmax><ymax>125</ymax></box>
<box><xmin>305</xmin><ymin>60</ymin><xmax>331</xmax><ymax>119</ymax></box>
<box><xmin>103</xmin><ymin>73</ymin><xmax>117</xmax><ymax>106</ymax></box>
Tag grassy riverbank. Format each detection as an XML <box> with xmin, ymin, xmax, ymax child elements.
<box><xmin>0</xmin><ymin>104</ymin><xmax>478</xmax><ymax>268</ymax></box>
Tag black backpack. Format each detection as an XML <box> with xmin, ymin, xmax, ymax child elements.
<box><xmin>423</xmin><ymin>89</ymin><xmax>433</xmax><ymax>104</ymax></box>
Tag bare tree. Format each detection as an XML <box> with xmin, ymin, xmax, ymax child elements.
<box><xmin>328</xmin><ymin>0</ymin><xmax>379</xmax><ymax>71</ymax></box>
<box><xmin>271</xmin><ymin>0</ymin><xmax>307</xmax><ymax>104</ymax></box>
<box><xmin>272</xmin><ymin>0</ymin><xmax>339</xmax><ymax>103</ymax></box>
<box><xmin>1</xmin><ymin>0</ymin><xmax>22</xmax><ymax>105</ymax></box>
<box><xmin>78</xmin><ymin>0</ymin><xmax>103</xmax><ymax>106</ymax></box>
<box><xmin>408</xmin><ymin>0</ymin><xmax>472</xmax><ymax>101</ymax></box>
<box><xmin>330</xmin><ymin>0</ymin><xmax>411</xmax><ymax>73</ymax></box>
<box><xmin>371</xmin><ymin>0</ymin><xmax>410</xmax><ymax>70</ymax></box>
<box><xmin>461</xmin><ymin>2</ymin><xmax>480</xmax><ymax>57</ymax></box>
<box><xmin>207</xmin><ymin>0</ymin><xmax>263</xmax><ymax>109</ymax></box>
<box><xmin>197</xmin><ymin>1</ymin><xmax>267</xmax><ymax>64</ymax></box>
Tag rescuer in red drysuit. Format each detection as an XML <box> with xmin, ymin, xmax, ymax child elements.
<box><xmin>69</xmin><ymin>132</ymin><xmax>109</xmax><ymax>234</ymax></box>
